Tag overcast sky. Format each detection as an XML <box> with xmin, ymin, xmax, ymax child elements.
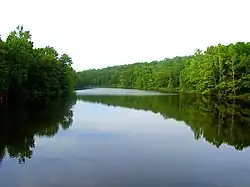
<box><xmin>1</xmin><ymin>0</ymin><xmax>250</xmax><ymax>71</ymax></box>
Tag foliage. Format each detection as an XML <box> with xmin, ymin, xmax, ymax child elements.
<box><xmin>76</xmin><ymin>43</ymin><xmax>250</xmax><ymax>96</ymax></box>
<box><xmin>0</xmin><ymin>26</ymin><xmax>76</xmax><ymax>101</ymax></box>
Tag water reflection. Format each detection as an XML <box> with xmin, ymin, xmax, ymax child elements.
<box><xmin>0</xmin><ymin>95</ymin><xmax>76</xmax><ymax>165</ymax></box>
<box><xmin>78</xmin><ymin>94</ymin><xmax>250</xmax><ymax>151</ymax></box>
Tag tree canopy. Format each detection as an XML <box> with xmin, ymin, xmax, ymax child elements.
<box><xmin>0</xmin><ymin>26</ymin><xmax>76</xmax><ymax>102</ymax></box>
<box><xmin>76</xmin><ymin>43</ymin><xmax>250</xmax><ymax>96</ymax></box>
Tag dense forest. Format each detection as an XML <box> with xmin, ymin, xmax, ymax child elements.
<box><xmin>0</xmin><ymin>26</ymin><xmax>76</xmax><ymax>102</ymax></box>
<box><xmin>2</xmin><ymin>26</ymin><xmax>250</xmax><ymax>98</ymax></box>
<box><xmin>76</xmin><ymin>43</ymin><xmax>250</xmax><ymax>96</ymax></box>
<box><xmin>78</xmin><ymin>94</ymin><xmax>250</xmax><ymax>151</ymax></box>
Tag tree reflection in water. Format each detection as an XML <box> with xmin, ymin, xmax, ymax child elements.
<box><xmin>0</xmin><ymin>94</ymin><xmax>76</xmax><ymax>165</ymax></box>
<box><xmin>78</xmin><ymin>94</ymin><xmax>250</xmax><ymax>151</ymax></box>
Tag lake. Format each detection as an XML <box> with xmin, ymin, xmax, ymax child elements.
<box><xmin>0</xmin><ymin>88</ymin><xmax>250</xmax><ymax>187</ymax></box>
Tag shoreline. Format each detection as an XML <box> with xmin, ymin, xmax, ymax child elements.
<box><xmin>76</xmin><ymin>87</ymin><xmax>250</xmax><ymax>100</ymax></box>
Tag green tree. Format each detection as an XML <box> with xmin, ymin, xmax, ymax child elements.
<box><xmin>0</xmin><ymin>26</ymin><xmax>76</xmax><ymax>102</ymax></box>
<box><xmin>76</xmin><ymin>42</ymin><xmax>250</xmax><ymax>96</ymax></box>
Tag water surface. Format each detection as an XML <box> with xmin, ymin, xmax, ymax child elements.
<box><xmin>76</xmin><ymin>88</ymin><xmax>168</xmax><ymax>95</ymax></box>
<box><xmin>0</xmin><ymin>88</ymin><xmax>250</xmax><ymax>187</ymax></box>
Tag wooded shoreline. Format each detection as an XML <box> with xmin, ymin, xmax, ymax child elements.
<box><xmin>2</xmin><ymin>26</ymin><xmax>250</xmax><ymax>102</ymax></box>
<box><xmin>76</xmin><ymin>42</ymin><xmax>250</xmax><ymax>97</ymax></box>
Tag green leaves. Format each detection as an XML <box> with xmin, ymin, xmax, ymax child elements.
<box><xmin>76</xmin><ymin>41</ymin><xmax>250</xmax><ymax>96</ymax></box>
<box><xmin>59</xmin><ymin>53</ymin><xmax>72</xmax><ymax>67</ymax></box>
<box><xmin>0</xmin><ymin>26</ymin><xmax>76</xmax><ymax>101</ymax></box>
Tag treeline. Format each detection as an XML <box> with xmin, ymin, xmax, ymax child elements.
<box><xmin>0</xmin><ymin>26</ymin><xmax>76</xmax><ymax>102</ymax></box>
<box><xmin>0</xmin><ymin>95</ymin><xmax>76</xmax><ymax>165</ymax></box>
<box><xmin>76</xmin><ymin>42</ymin><xmax>250</xmax><ymax>96</ymax></box>
<box><xmin>78</xmin><ymin>94</ymin><xmax>250</xmax><ymax>150</ymax></box>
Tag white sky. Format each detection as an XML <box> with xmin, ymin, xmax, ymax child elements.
<box><xmin>1</xmin><ymin>0</ymin><xmax>250</xmax><ymax>71</ymax></box>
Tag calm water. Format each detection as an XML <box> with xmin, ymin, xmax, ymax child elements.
<box><xmin>76</xmin><ymin>88</ymin><xmax>168</xmax><ymax>95</ymax></box>
<box><xmin>1</xmin><ymin>88</ymin><xmax>250</xmax><ymax>187</ymax></box>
